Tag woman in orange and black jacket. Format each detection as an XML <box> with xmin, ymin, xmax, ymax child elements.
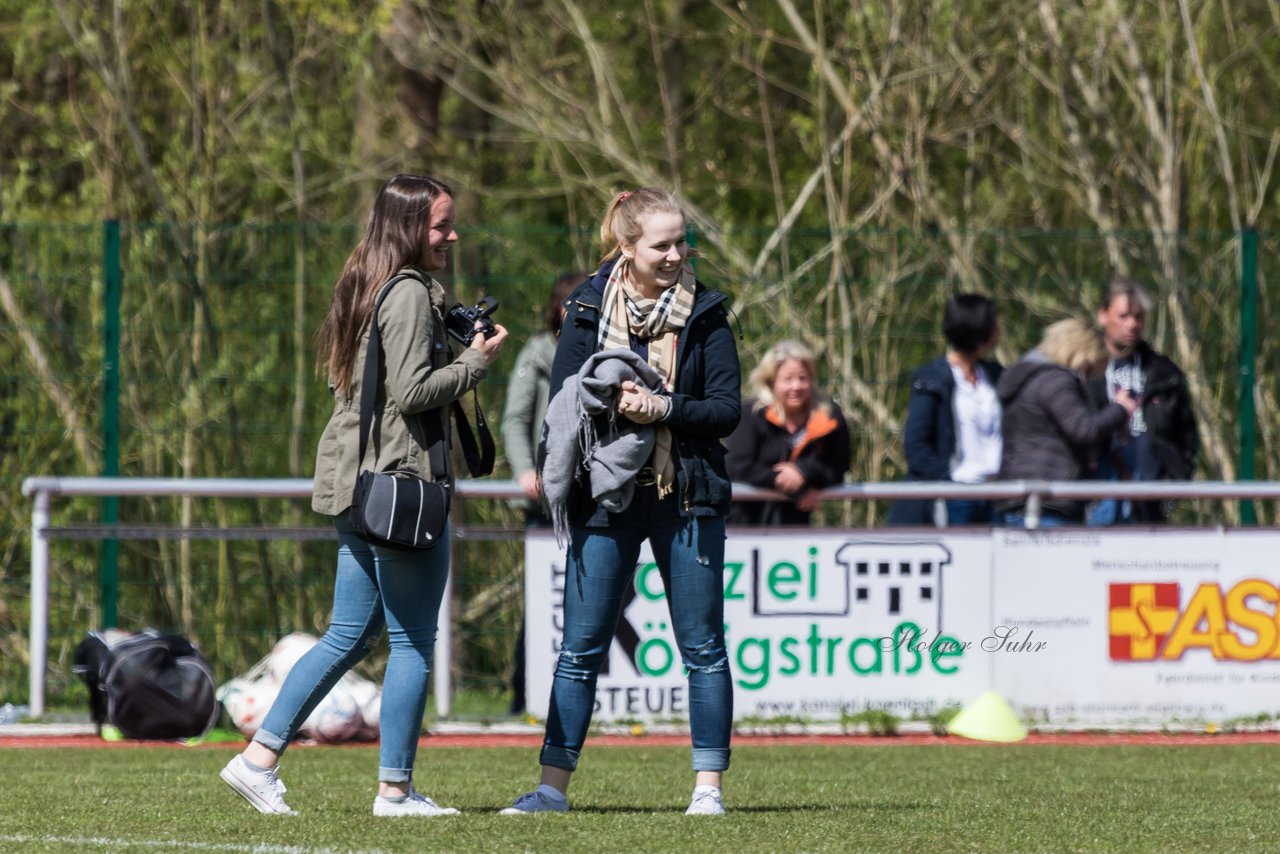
<box><xmin>725</xmin><ymin>340</ymin><xmax>851</xmax><ymax>526</ymax></box>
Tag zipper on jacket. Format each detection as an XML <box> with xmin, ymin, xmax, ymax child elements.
<box><xmin>678</xmin><ymin>440</ymin><xmax>693</xmax><ymax>512</ymax></box>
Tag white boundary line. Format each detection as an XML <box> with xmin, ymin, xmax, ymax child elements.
<box><xmin>0</xmin><ymin>835</ymin><xmax>386</xmax><ymax>854</ymax></box>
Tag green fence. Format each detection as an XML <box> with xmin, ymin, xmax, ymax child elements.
<box><xmin>0</xmin><ymin>224</ymin><xmax>1271</xmax><ymax>713</ymax></box>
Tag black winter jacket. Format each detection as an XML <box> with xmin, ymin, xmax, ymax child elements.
<box><xmin>725</xmin><ymin>397</ymin><xmax>851</xmax><ymax>526</ymax></box>
<box><xmin>547</xmin><ymin>263</ymin><xmax>741</xmax><ymax>522</ymax></box>
<box><xmin>1084</xmin><ymin>341</ymin><xmax>1198</xmax><ymax>522</ymax></box>
<box><xmin>996</xmin><ymin>351</ymin><xmax>1128</xmax><ymax>520</ymax></box>
<box><xmin>887</xmin><ymin>355</ymin><xmax>1004</xmax><ymax>525</ymax></box>
<box><xmin>1086</xmin><ymin>341</ymin><xmax>1198</xmax><ymax>481</ymax></box>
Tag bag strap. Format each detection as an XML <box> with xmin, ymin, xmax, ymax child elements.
<box><xmin>356</xmin><ymin>274</ymin><xmax>449</xmax><ymax>481</ymax></box>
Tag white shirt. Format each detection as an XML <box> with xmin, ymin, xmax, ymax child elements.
<box><xmin>949</xmin><ymin>363</ymin><xmax>1002</xmax><ymax>484</ymax></box>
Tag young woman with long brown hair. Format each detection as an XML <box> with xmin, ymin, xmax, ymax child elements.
<box><xmin>220</xmin><ymin>174</ymin><xmax>507</xmax><ymax>817</ymax></box>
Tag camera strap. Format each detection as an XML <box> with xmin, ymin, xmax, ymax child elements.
<box><xmin>452</xmin><ymin>394</ymin><xmax>495</xmax><ymax>477</ymax></box>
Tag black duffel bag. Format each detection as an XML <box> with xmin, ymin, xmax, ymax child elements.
<box><xmin>73</xmin><ymin>629</ymin><xmax>219</xmax><ymax>740</ymax></box>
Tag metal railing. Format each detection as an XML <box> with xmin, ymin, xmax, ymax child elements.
<box><xmin>20</xmin><ymin>475</ymin><xmax>1279</xmax><ymax>717</ymax></box>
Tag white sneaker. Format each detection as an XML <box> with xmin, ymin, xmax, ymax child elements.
<box><xmin>500</xmin><ymin>789</ymin><xmax>570</xmax><ymax>815</ymax></box>
<box><xmin>373</xmin><ymin>789</ymin><xmax>460</xmax><ymax>817</ymax></box>
<box><xmin>220</xmin><ymin>755</ymin><xmax>297</xmax><ymax>815</ymax></box>
<box><xmin>685</xmin><ymin>786</ymin><xmax>724</xmax><ymax>816</ymax></box>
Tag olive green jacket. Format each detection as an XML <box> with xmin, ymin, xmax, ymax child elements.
<box><xmin>311</xmin><ymin>269</ymin><xmax>490</xmax><ymax>516</ymax></box>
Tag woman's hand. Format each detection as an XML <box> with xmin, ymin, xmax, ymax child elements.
<box><xmin>517</xmin><ymin>470</ymin><xmax>542</xmax><ymax>500</ymax></box>
<box><xmin>617</xmin><ymin>380</ymin><xmax>668</xmax><ymax>425</ymax></box>
<box><xmin>1114</xmin><ymin>388</ymin><xmax>1139</xmax><ymax>417</ymax></box>
<box><xmin>470</xmin><ymin>323</ymin><xmax>508</xmax><ymax>364</ymax></box>
<box><xmin>772</xmin><ymin>461</ymin><xmax>806</xmax><ymax>494</ymax></box>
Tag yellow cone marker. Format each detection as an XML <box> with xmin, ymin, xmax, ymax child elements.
<box><xmin>947</xmin><ymin>691</ymin><xmax>1028</xmax><ymax>743</ymax></box>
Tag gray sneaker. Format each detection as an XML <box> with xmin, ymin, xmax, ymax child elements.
<box><xmin>220</xmin><ymin>755</ymin><xmax>297</xmax><ymax>815</ymax></box>
<box><xmin>500</xmin><ymin>789</ymin><xmax>570</xmax><ymax>815</ymax></box>
<box><xmin>685</xmin><ymin>786</ymin><xmax>724</xmax><ymax>815</ymax></box>
<box><xmin>373</xmin><ymin>789</ymin><xmax>460</xmax><ymax>817</ymax></box>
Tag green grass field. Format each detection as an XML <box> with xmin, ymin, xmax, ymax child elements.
<box><xmin>2</xmin><ymin>742</ymin><xmax>1278</xmax><ymax>853</ymax></box>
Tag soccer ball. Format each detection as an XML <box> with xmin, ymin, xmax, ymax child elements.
<box><xmin>219</xmin><ymin>677</ymin><xmax>280</xmax><ymax>737</ymax></box>
<box><xmin>299</xmin><ymin>685</ymin><xmax>363</xmax><ymax>743</ymax></box>
<box><xmin>268</xmin><ymin>632</ymin><xmax>320</xmax><ymax>684</ymax></box>
<box><xmin>357</xmin><ymin>693</ymin><xmax>381</xmax><ymax>740</ymax></box>
<box><xmin>340</xmin><ymin>671</ymin><xmax>382</xmax><ymax>738</ymax></box>
<box><xmin>218</xmin><ymin>632</ymin><xmax>382</xmax><ymax>743</ymax></box>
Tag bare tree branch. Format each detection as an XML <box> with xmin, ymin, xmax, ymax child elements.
<box><xmin>0</xmin><ymin>271</ymin><xmax>95</xmax><ymax>468</ymax></box>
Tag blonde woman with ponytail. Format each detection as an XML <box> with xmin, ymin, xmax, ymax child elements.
<box><xmin>503</xmin><ymin>188</ymin><xmax>740</xmax><ymax>817</ymax></box>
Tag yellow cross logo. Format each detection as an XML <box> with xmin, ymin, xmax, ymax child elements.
<box><xmin>1109</xmin><ymin>584</ymin><xmax>1180</xmax><ymax>660</ymax></box>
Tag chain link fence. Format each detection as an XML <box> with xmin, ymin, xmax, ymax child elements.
<box><xmin>0</xmin><ymin>224</ymin><xmax>1269</xmax><ymax>712</ymax></box>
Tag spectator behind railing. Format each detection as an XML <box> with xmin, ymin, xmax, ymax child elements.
<box><xmin>888</xmin><ymin>294</ymin><xmax>1003</xmax><ymax>527</ymax></box>
<box><xmin>996</xmin><ymin>318</ymin><xmax>1137</xmax><ymax>528</ymax></box>
<box><xmin>1086</xmin><ymin>277</ymin><xmax>1199</xmax><ymax>525</ymax></box>
<box><xmin>725</xmin><ymin>340</ymin><xmax>851</xmax><ymax>526</ymax></box>
<box><xmin>499</xmin><ymin>270</ymin><xmax>588</xmax><ymax>716</ymax></box>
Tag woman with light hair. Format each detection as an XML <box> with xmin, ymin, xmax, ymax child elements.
<box><xmin>995</xmin><ymin>318</ymin><xmax>1137</xmax><ymax>527</ymax></box>
<box><xmin>725</xmin><ymin>340</ymin><xmax>851</xmax><ymax>525</ymax></box>
<box><xmin>503</xmin><ymin>187</ymin><xmax>740</xmax><ymax>816</ymax></box>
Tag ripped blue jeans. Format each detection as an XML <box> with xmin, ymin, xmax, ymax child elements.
<box><xmin>541</xmin><ymin>490</ymin><xmax>732</xmax><ymax>772</ymax></box>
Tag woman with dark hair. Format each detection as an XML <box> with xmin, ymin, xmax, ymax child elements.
<box><xmin>888</xmin><ymin>293</ymin><xmax>1004</xmax><ymax>526</ymax></box>
<box><xmin>500</xmin><ymin>271</ymin><xmax>588</xmax><ymax>714</ymax></box>
<box><xmin>502</xmin><ymin>188</ymin><xmax>739</xmax><ymax>816</ymax></box>
<box><xmin>220</xmin><ymin>174</ymin><xmax>508</xmax><ymax>817</ymax></box>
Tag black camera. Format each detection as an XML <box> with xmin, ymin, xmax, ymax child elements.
<box><xmin>444</xmin><ymin>296</ymin><xmax>499</xmax><ymax>346</ymax></box>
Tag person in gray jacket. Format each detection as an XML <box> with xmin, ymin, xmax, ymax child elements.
<box><xmin>996</xmin><ymin>318</ymin><xmax>1137</xmax><ymax>527</ymax></box>
<box><xmin>500</xmin><ymin>271</ymin><xmax>586</xmax><ymax>714</ymax></box>
<box><xmin>220</xmin><ymin>175</ymin><xmax>507</xmax><ymax>817</ymax></box>
<box><xmin>501</xmin><ymin>272</ymin><xmax>589</xmax><ymax>522</ymax></box>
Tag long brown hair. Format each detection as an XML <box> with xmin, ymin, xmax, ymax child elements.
<box><xmin>317</xmin><ymin>175</ymin><xmax>453</xmax><ymax>393</ymax></box>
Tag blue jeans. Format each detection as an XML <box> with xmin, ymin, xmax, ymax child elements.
<box><xmin>1087</xmin><ymin>452</ymin><xmax>1132</xmax><ymax>526</ymax></box>
<box><xmin>1000</xmin><ymin>509</ymin><xmax>1072</xmax><ymax>528</ymax></box>
<box><xmin>254</xmin><ymin>515</ymin><xmax>450</xmax><ymax>783</ymax></box>
<box><xmin>541</xmin><ymin>492</ymin><xmax>732</xmax><ymax>772</ymax></box>
<box><xmin>945</xmin><ymin>499</ymin><xmax>994</xmax><ymax>526</ymax></box>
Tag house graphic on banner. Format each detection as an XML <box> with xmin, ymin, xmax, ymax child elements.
<box><xmin>749</xmin><ymin>540</ymin><xmax>951</xmax><ymax>635</ymax></box>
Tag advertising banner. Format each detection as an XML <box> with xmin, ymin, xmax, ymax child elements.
<box><xmin>526</xmin><ymin>528</ymin><xmax>1280</xmax><ymax>726</ymax></box>
<box><xmin>992</xmin><ymin>528</ymin><xmax>1280</xmax><ymax>725</ymax></box>
<box><xmin>524</xmin><ymin>530</ymin><xmax>993</xmax><ymax>722</ymax></box>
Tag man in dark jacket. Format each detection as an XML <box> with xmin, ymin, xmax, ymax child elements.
<box><xmin>1087</xmin><ymin>278</ymin><xmax>1199</xmax><ymax>524</ymax></box>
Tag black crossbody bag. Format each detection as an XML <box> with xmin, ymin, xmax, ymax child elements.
<box><xmin>348</xmin><ymin>275</ymin><xmax>494</xmax><ymax>550</ymax></box>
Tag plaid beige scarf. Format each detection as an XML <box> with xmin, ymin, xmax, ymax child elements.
<box><xmin>596</xmin><ymin>259</ymin><xmax>696</xmax><ymax>498</ymax></box>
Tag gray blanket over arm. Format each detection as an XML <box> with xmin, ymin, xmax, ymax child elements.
<box><xmin>539</xmin><ymin>348</ymin><xmax>667</xmax><ymax>542</ymax></box>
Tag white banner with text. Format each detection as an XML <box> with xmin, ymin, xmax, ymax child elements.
<box><xmin>524</xmin><ymin>528</ymin><xmax>1280</xmax><ymax>726</ymax></box>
